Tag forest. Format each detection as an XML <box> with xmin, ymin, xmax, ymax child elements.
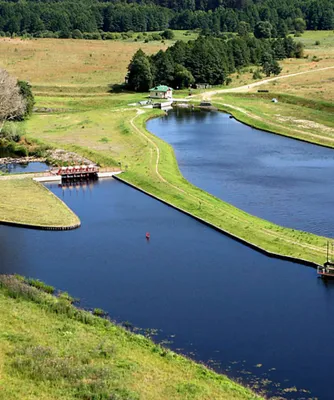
<box><xmin>126</xmin><ymin>35</ymin><xmax>304</xmax><ymax>90</ymax></box>
<box><xmin>0</xmin><ymin>0</ymin><xmax>332</xmax><ymax>36</ymax></box>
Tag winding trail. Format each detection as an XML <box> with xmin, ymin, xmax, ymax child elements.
<box><xmin>128</xmin><ymin>109</ymin><xmax>326</xmax><ymax>257</ymax></box>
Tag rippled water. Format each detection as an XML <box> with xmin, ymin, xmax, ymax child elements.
<box><xmin>147</xmin><ymin>109</ymin><xmax>334</xmax><ymax>237</ymax></box>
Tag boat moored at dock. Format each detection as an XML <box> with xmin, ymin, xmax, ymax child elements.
<box><xmin>317</xmin><ymin>242</ymin><xmax>334</xmax><ymax>278</ymax></box>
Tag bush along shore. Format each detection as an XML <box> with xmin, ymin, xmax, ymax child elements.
<box><xmin>0</xmin><ymin>274</ymin><xmax>263</xmax><ymax>400</ymax></box>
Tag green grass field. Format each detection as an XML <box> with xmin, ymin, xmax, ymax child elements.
<box><xmin>0</xmin><ymin>275</ymin><xmax>262</xmax><ymax>400</ymax></box>
<box><xmin>1</xmin><ymin>29</ymin><xmax>334</xmax><ymax>399</ymax></box>
<box><xmin>24</xmin><ymin>95</ymin><xmax>329</xmax><ymax>264</ymax></box>
<box><xmin>0</xmin><ymin>178</ymin><xmax>80</xmax><ymax>228</ymax></box>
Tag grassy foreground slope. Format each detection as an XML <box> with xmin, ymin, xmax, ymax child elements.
<box><xmin>0</xmin><ymin>275</ymin><xmax>262</xmax><ymax>400</ymax></box>
<box><xmin>0</xmin><ymin>178</ymin><xmax>80</xmax><ymax>228</ymax></box>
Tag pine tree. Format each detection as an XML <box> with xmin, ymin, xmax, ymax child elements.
<box><xmin>127</xmin><ymin>49</ymin><xmax>153</xmax><ymax>92</ymax></box>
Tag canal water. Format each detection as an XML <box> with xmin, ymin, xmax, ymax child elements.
<box><xmin>1</xmin><ymin>177</ymin><xmax>334</xmax><ymax>399</ymax></box>
<box><xmin>0</xmin><ymin>161</ymin><xmax>48</xmax><ymax>174</ymax></box>
<box><xmin>147</xmin><ymin>109</ymin><xmax>334</xmax><ymax>237</ymax></box>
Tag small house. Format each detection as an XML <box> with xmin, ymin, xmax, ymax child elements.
<box><xmin>149</xmin><ymin>85</ymin><xmax>173</xmax><ymax>99</ymax></box>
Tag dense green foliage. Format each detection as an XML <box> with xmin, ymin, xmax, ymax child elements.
<box><xmin>127</xmin><ymin>35</ymin><xmax>303</xmax><ymax>89</ymax></box>
<box><xmin>0</xmin><ymin>0</ymin><xmax>332</xmax><ymax>36</ymax></box>
<box><xmin>17</xmin><ymin>81</ymin><xmax>35</xmax><ymax>119</ymax></box>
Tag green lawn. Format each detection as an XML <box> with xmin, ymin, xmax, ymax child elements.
<box><xmin>0</xmin><ymin>178</ymin><xmax>80</xmax><ymax>228</ymax></box>
<box><xmin>26</xmin><ymin>95</ymin><xmax>330</xmax><ymax>264</ymax></box>
<box><xmin>211</xmin><ymin>93</ymin><xmax>334</xmax><ymax>147</ymax></box>
<box><xmin>0</xmin><ymin>275</ymin><xmax>262</xmax><ymax>400</ymax></box>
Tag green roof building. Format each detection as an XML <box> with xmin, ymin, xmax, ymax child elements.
<box><xmin>149</xmin><ymin>85</ymin><xmax>173</xmax><ymax>99</ymax></box>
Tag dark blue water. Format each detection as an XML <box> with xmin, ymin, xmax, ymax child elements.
<box><xmin>1</xmin><ymin>178</ymin><xmax>334</xmax><ymax>399</ymax></box>
<box><xmin>147</xmin><ymin>109</ymin><xmax>334</xmax><ymax>237</ymax></box>
<box><xmin>0</xmin><ymin>162</ymin><xmax>48</xmax><ymax>174</ymax></box>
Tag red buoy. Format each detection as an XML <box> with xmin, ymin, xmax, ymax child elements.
<box><xmin>146</xmin><ymin>232</ymin><xmax>150</xmax><ymax>240</ymax></box>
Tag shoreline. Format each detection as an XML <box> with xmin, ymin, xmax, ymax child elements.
<box><xmin>114</xmin><ymin>174</ymin><xmax>319</xmax><ymax>269</ymax></box>
<box><xmin>123</xmin><ymin>109</ymin><xmax>328</xmax><ymax>265</ymax></box>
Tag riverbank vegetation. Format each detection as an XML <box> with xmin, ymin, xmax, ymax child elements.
<box><xmin>0</xmin><ymin>178</ymin><xmax>80</xmax><ymax>228</ymax></box>
<box><xmin>0</xmin><ymin>274</ymin><xmax>263</xmax><ymax>400</ymax></box>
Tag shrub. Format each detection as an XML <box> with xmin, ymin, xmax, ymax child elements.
<box><xmin>0</xmin><ymin>122</ymin><xmax>22</xmax><ymax>142</ymax></box>
<box><xmin>26</xmin><ymin>278</ymin><xmax>55</xmax><ymax>294</ymax></box>
<box><xmin>93</xmin><ymin>308</ymin><xmax>106</xmax><ymax>317</ymax></box>
<box><xmin>253</xmin><ymin>69</ymin><xmax>262</xmax><ymax>79</ymax></box>
<box><xmin>72</xmin><ymin>29</ymin><xmax>83</xmax><ymax>39</ymax></box>
<box><xmin>151</xmin><ymin>33</ymin><xmax>162</xmax><ymax>41</ymax></box>
<box><xmin>315</xmin><ymin>40</ymin><xmax>320</xmax><ymax>46</ymax></box>
<box><xmin>161</xmin><ymin>29</ymin><xmax>174</xmax><ymax>40</ymax></box>
<box><xmin>14</xmin><ymin>144</ymin><xmax>28</xmax><ymax>157</ymax></box>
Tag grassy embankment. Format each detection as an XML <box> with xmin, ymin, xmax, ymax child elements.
<box><xmin>0</xmin><ymin>274</ymin><xmax>262</xmax><ymax>400</ymax></box>
<box><xmin>0</xmin><ymin>178</ymin><xmax>80</xmax><ymax>228</ymax></box>
<box><xmin>208</xmin><ymin>31</ymin><xmax>334</xmax><ymax>147</ymax></box>
<box><xmin>1</xmin><ymin>31</ymin><xmax>333</xmax><ymax>259</ymax></box>
<box><xmin>25</xmin><ymin>94</ymin><xmax>329</xmax><ymax>264</ymax></box>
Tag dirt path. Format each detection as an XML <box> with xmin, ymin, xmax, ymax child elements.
<box><xmin>128</xmin><ymin>109</ymin><xmax>325</xmax><ymax>256</ymax></box>
<box><xmin>199</xmin><ymin>65</ymin><xmax>334</xmax><ymax>99</ymax></box>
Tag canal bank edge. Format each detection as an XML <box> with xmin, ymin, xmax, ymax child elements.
<box><xmin>211</xmin><ymin>100</ymin><xmax>334</xmax><ymax>150</ymax></box>
<box><xmin>127</xmin><ymin>110</ymin><xmax>328</xmax><ymax>266</ymax></box>
<box><xmin>0</xmin><ymin>179</ymin><xmax>81</xmax><ymax>230</ymax></box>
<box><xmin>114</xmin><ymin>175</ymin><xmax>318</xmax><ymax>269</ymax></box>
<box><xmin>0</xmin><ymin>275</ymin><xmax>264</xmax><ymax>400</ymax></box>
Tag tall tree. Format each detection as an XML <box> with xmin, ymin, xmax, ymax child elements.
<box><xmin>126</xmin><ymin>49</ymin><xmax>153</xmax><ymax>92</ymax></box>
<box><xmin>0</xmin><ymin>68</ymin><xmax>26</xmax><ymax>133</ymax></box>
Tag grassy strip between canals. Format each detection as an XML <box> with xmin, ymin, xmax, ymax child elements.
<box><xmin>121</xmin><ymin>111</ymin><xmax>329</xmax><ymax>265</ymax></box>
<box><xmin>0</xmin><ymin>275</ymin><xmax>262</xmax><ymax>400</ymax></box>
<box><xmin>26</xmin><ymin>95</ymin><xmax>329</xmax><ymax>264</ymax></box>
<box><xmin>0</xmin><ymin>178</ymin><xmax>79</xmax><ymax>228</ymax></box>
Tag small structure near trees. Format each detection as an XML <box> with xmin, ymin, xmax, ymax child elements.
<box><xmin>149</xmin><ymin>85</ymin><xmax>173</xmax><ymax>99</ymax></box>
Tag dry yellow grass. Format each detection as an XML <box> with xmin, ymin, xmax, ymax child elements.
<box><xmin>229</xmin><ymin>31</ymin><xmax>334</xmax><ymax>101</ymax></box>
<box><xmin>0</xmin><ymin>38</ymin><xmax>167</xmax><ymax>87</ymax></box>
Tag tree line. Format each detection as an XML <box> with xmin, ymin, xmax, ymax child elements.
<box><xmin>127</xmin><ymin>35</ymin><xmax>304</xmax><ymax>91</ymax></box>
<box><xmin>0</xmin><ymin>0</ymin><xmax>332</xmax><ymax>37</ymax></box>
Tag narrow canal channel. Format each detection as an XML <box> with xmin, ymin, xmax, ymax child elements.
<box><xmin>1</xmin><ymin>177</ymin><xmax>334</xmax><ymax>399</ymax></box>
<box><xmin>147</xmin><ymin>109</ymin><xmax>334</xmax><ymax>237</ymax></box>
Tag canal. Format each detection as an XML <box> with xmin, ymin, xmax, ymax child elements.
<box><xmin>147</xmin><ymin>109</ymin><xmax>334</xmax><ymax>237</ymax></box>
<box><xmin>1</xmin><ymin>176</ymin><xmax>334</xmax><ymax>399</ymax></box>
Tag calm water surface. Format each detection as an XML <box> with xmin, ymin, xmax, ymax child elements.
<box><xmin>1</xmin><ymin>179</ymin><xmax>334</xmax><ymax>399</ymax></box>
<box><xmin>0</xmin><ymin>162</ymin><xmax>48</xmax><ymax>174</ymax></box>
<box><xmin>147</xmin><ymin>110</ymin><xmax>334</xmax><ymax>237</ymax></box>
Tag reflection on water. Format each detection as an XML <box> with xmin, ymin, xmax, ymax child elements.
<box><xmin>1</xmin><ymin>179</ymin><xmax>334</xmax><ymax>399</ymax></box>
<box><xmin>147</xmin><ymin>109</ymin><xmax>334</xmax><ymax>237</ymax></box>
<box><xmin>0</xmin><ymin>162</ymin><xmax>49</xmax><ymax>174</ymax></box>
